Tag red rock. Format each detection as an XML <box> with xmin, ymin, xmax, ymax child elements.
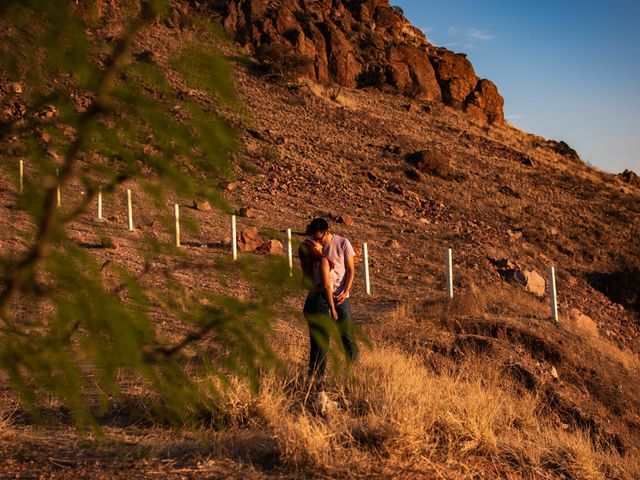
<box><xmin>237</xmin><ymin>227</ymin><xmax>264</xmax><ymax>252</ymax></box>
<box><xmin>390</xmin><ymin>205</ymin><xmax>405</xmax><ymax>218</ymax></box>
<box><xmin>385</xmin><ymin>239</ymin><xmax>400</xmax><ymax>249</ymax></box>
<box><xmin>193</xmin><ymin>200</ymin><xmax>212</xmax><ymax>212</ymax></box>
<box><xmin>221</xmin><ymin>0</ymin><xmax>504</xmax><ymax>124</ymax></box>
<box><xmin>238</xmin><ymin>207</ymin><xmax>256</xmax><ymax>218</ymax></box>
<box><xmin>257</xmin><ymin>239</ymin><xmax>284</xmax><ymax>255</ymax></box>
<box><xmin>338</xmin><ymin>214</ymin><xmax>353</xmax><ymax>225</ymax></box>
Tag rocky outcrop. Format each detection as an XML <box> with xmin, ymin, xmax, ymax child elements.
<box><xmin>217</xmin><ymin>0</ymin><xmax>505</xmax><ymax>125</ymax></box>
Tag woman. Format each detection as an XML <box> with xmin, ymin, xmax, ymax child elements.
<box><xmin>299</xmin><ymin>239</ymin><xmax>338</xmax><ymax>389</ymax></box>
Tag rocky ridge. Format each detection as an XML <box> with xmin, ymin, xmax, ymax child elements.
<box><xmin>217</xmin><ymin>0</ymin><xmax>505</xmax><ymax>125</ymax></box>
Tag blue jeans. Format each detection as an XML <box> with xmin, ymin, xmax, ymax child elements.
<box><xmin>304</xmin><ymin>293</ymin><xmax>358</xmax><ymax>385</ymax></box>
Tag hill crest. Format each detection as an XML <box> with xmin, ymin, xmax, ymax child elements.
<box><xmin>216</xmin><ymin>0</ymin><xmax>505</xmax><ymax>125</ymax></box>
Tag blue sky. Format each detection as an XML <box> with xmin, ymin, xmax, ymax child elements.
<box><xmin>393</xmin><ymin>0</ymin><xmax>640</xmax><ymax>173</ymax></box>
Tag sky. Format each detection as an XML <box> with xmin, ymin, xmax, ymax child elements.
<box><xmin>393</xmin><ymin>0</ymin><xmax>640</xmax><ymax>173</ymax></box>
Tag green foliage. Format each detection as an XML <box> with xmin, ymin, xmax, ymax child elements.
<box><xmin>0</xmin><ymin>0</ymin><xmax>290</xmax><ymax>430</ymax></box>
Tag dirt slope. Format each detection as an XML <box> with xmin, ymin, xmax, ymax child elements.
<box><xmin>1</xmin><ymin>1</ymin><xmax>639</xmax><ymax>478</ymax></box>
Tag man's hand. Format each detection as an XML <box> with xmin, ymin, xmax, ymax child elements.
<box><xmin>330</xmin><ymin>307</ymin><xmax>338</xmax><ymax>321</ymax></box>
<box><xmin>334</xmin><ymin>291</ymin><xmax>348</xmax><ymax>305</ymax></box>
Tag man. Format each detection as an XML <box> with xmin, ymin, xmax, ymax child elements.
<box><xmin>305</xmin><ymin>218</ymin><xmax>359</xmax><ymax>365</ymax></box>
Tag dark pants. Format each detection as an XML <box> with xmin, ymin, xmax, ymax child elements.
<box><xmin>304</xmin><ymin>293</ymin><xmax>358</xmax><ymax>387</ymax></box>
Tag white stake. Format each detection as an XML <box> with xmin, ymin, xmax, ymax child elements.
<box><xmin>287</xmin><ymin>228</ymin><xmax>293</xmax><ymax>276</ymax></box>
<box><xmin>548</xmin><ymin>266</ymin><xmax>559</xmax><ymax>322</ymax></box>
<box><xmin>363</xmin><ymin>242</ymin><xmax>371</xmax><ymax>295</ymax></box>
<box><xmin>445</xmin><ymin>248</ymin><xmax>453</xmax><ymax>299</ymax></box>
<box><xmin>231</xmin><ymin>214</ymin><xmax>237</xmax><ymax>260</ymax></box>
<box><xmin>127</xmin><ymin>188</ymin><xmax>133</xmax><ymax>231</ymax></box>
<box><xmin>175</xmin><ymin>203</ymin><xmax>181</xmax><ymax>247</ymax></box>
<box><xmin>97</xmin><ymin>187</ymin><xmax>103</xmax><ymax>220</ymax></box>
<box><xmin>56</xmin><ymin>168</ymin><xmax>61</xmax><ymax>208</ymax></box>
<box><xmin>19</xmin><ymin>160</ymin><xmax>24</xmax><ymax>194</ymax></box>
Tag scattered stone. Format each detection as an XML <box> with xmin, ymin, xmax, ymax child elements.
<box><xmin>134</xmin><ymin>50</ymin><xmax>156</xmax><ymax>63</ymax></box>
<box><xmin>238</xmin><ymin>207</ymin><xmax>256</xmax><ymax>218</ymax></box>
<box><xmin>11</xmin><ymin>82</ymin><xmax>22</xmax><ymax>94</ymax></box>
<box><xmin>550</xmin><ymin>366</ymin><xmax>559</xmax><ymax>380</ymax></box>
<box><xmin>237</xmin><ymin>227</ymin><xmax>263</xmax><ymax>252</ymax></box>
<box><xmin>338</xmin><ymin>214</ymin><xmax>353</xmax><ymax>225</ymax></box>
<box><xmin>498</xmin><ymin>185</ymin><xmax>521</xmax><ymax>198</ymax></box>
<box><xmin>405</xmin><ymin>150</ymin><xmax>451</xmax><ymax>178</ymax></box>
<box><xmin>385</xmin><ymin>239</ymin><xmax>400</xmax><ymax>249</ymax></box>
<box><xmin>491</xmin><ymin>258</ymin><xmax>514</xmax><ymax>269</ymax></box>
<box><xmin>521</xmin><ymin>155</ymin><xmax>534</xmax><ymax>166</ymax></box>
<box><xmin>569</xmin><ymin>308</ymin><xmax>599</xmax><ymax>338</ymax></box>
<box><xmin>226</xmin><ymin>182</ymin><xmax>237</xmax><ymax>191</ymax></box>
<box><xmin>257</xmin><ymin>239</ymin><xmax>284</xmax><ymax>255</ymax></box>
<box><xmin>507</xmin><ymin>229</ymin><xmax>523</xmax><ymax>241</ymax></box>
<box><xmin>404</xmin><ymin>168</ymin><xmax>423</xmax><ymax>181</ymax></box>
<box><xmin>100</xmin><ymin>237</ymin><xmax>118</xmax><ymax>250</ymax></box>
<box><xmin>619</xmin><ymin>169</ymin><xmax>639</xmax><ymax>186</ymax></box>
<box><xmin>418</xmin><ymin>217</ymin><xmax>430</xmax><ymax>224</ymax></box>
<box><xmin>390</xmin><ymin>205</ymin><xmax>405</xmax><ymax>218</ymax></box>
<box><xmin>193</xmin><ymin>199</ymin><xmax>212</xmax><ymax>212</ymax></box>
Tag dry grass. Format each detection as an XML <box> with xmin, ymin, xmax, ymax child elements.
<box><xmin>199</xmin><ymin>334</ymin><xmax>640</xmax><ymax>478</ymax></box>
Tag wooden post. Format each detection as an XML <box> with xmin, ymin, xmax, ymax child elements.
<box><xmin>19</xmin><ymin>160</ymin><xmax>24</xmax><ymax>194</ymax></box>
<box><xmin>97</xmin><ymin>187</ymin><xmax>103</xmax><ymax>220</ymax></box>
<box><xmin>55</xmin><ymin>168</ymin><xmax>61</xmax><ymax>208</ymax></box>
<box><xmin>548</xmin><ymin>266</ymin><xmax>559</xmax><ymax>322</ymax></box>
<box><xmin>175</xmin><ymin>204</ymin><xmax>181</xmax><ymax>247</ymax></box>
<box><xmin>445</xmin><ymin>248</ymin><xmax>453</xmax><ymax>299</ymax></box>
<box><xmin>231</xmin><ymin>214</ymin><xmax>237</xmax><ymax>260</ymax></box>
<box><xmin>363</xmin><ymin>242</ymin><xmax>371</xmax><ymax>295</ymax></box>
<box><xmin>127</xmin><ymin>189</ymin><xmax>133</xmax><ymax>231</ymax></box>
<box><xmin>287</xmin><ymin>228</ymin><xmax>293</xmax><ymax>276</ymax></box>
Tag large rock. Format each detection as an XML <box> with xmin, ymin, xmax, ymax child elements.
<box><xmin>569</xmin><ymin>308</ymin><xmax>599</xmax><ymax>338</ymax></box>
<box><xmin>257</xmin><ymin>239</ymin><xmax>284</xmax><ymax>255</ymax></box>
<box><xmin>503</xmin><ymin>269</ymin><xmax>546</xmax><ymax>297</ymax></box>
<box><xmin>429</xmin><ymin>48</ymin><xmax>477</xmax><ymax>109</ymax></box>
<box><xmin>387</xmin><ymin>44</ymin><xmax>440</xmax><ymax>101</ymax></box>
<box><xmin>238</xmin><ymin>227</ymin><xmax>264</xmax><ymax>252</ymax></box>
<box><xmin>464</xmin><ymin>79</ymin><xmax>505</xmax><ymax>125</ymax></box>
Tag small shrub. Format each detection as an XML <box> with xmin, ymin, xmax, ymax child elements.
<box><xmin>254</xmin><ymin>43</ymin><xmax>312</xmax><ymax>80</ymax></box>
<box><xmin>357</xmin><ymin>64</ymin><xmax>386</xmax><ymax>88</ymax></box>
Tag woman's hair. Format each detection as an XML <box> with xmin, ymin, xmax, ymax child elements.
<box><xmin>299</xmin><ymin>240</ymin><xmax>323</xmax><ymax>286</ymax></box>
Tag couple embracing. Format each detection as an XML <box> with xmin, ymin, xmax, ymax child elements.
<box><xmin>298</xmin><ymin>218</ymin><xmax>358</xmax><ymax>392</ymax></box>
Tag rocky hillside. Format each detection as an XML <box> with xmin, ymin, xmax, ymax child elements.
<box><xmin>216</xmin><ymin>0</ymin><xmax>504</xmax><ymax>125</ymax></box>
<box><xmin>1</xmin><ymin>1</ymin><xmax>640</xmax><ymax>478</ymax></box>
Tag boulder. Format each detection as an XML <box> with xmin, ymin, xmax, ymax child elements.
<box><xmin>429</xmin><ymin>48</ymin><xmax>477</xmax><ymax>109</ymax></box>
<box><xmin>237</xmin><ymin>227</ymin><xmax>264</xmax><ymax>252</ymax></box>
<box><xmin>338</xmin><ymin>213</ymin><xmax>354</xmax><ymax>225</ymax></box>
<box><xmin>503</xmin><ymin>269</ymin><xmax>546</xmax><ymax>297</ymax></box>
<box><xmin>193</xmin><ymin>199</ymin><xmax>211</xmax><ymax>212</ymax></box>
<box><xmin>257</xmin><ymin>239</ymin><xmax>284</xmax><ymax>255</ymax></box>
<box><xmin>405</xmin><ymin>150</ymin><xmax>451</xmax><ymax>178</ymax></box>
<box><xmin>619</xmin><ymin>169</ymin><xmax>639</xmax><ymax>186</ymax></box>
<box><xmin>385</xmin><ymin>239</ymin><xmax>400</xmax><ymax>249</ymax></box>
<box><xmin>386</xmin><ymin>44</ymin><xmax>440</xmax><ymax>101</ymax></box>
<box><xmin>569</xmin><ymin>308</ymin><xmax>599</xmax><ymax>338</ymax></box>
<box><xmin>390</xmin><ymin>205</ymin><xmax>405</xmax><ymax>218</ymax></box>
<box><xmin>238</xmin><ymin>207</ymin><xmax>256</xmax><ymax>218</ymax></box>
<box><xmin>463</xmin><ymin>79</ymin><xmax>505</xmax><ymax>125</ymax></box>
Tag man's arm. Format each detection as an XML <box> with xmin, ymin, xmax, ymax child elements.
<box><xmin>335</xmin><ymin>253</ymin><xmax>355</xmax><ymax>304</ymax></box>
